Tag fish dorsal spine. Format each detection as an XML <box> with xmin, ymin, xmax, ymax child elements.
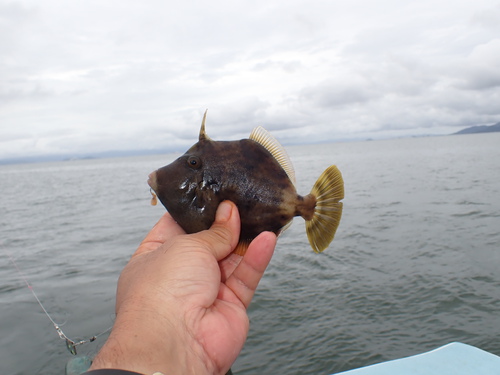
<box><xmin>199</xmin><ymin>109</ymin><xmax>212</xmax><ymax>141</ymax></box>
<box><xmin>249</xmin><ymin>126</ymin><xmax>296</xmax><ymax>185</ymax></box>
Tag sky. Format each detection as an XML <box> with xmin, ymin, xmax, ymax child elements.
<box><xmin>1</xmin><ymin>0</ymin><xmax>500</xmax><ymax>160</ymax></box>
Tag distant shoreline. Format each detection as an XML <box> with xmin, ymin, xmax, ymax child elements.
<box><xmin>2</xmin><ymin>122</ymin><xmax>499</xmax><ymax>166</ymax></box>
<box><xmin>0</xmin><ymin>148</ymin><xmax>173</xmax><ymax>166</ymax></box>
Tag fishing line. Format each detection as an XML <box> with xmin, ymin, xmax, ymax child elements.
<box><xmin>6</xmin><ymin>252</ymin><xmax>112</xmax><ymax>355</ymax></box>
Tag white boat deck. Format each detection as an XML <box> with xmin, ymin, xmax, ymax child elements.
<box><xmin>334</xmin><ymin>342</ymin><xmax>500</xmax><ymax>375</ymax></box>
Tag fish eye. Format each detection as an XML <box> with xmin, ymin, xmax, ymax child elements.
<box><xmin>187</xmin><ymin>156</ymin><xmax>202</xmax><ymax>169</ymax></box>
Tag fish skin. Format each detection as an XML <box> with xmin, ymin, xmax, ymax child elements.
<box><xmin>148</xmin><ymin>113</ymin><xmax>344</xmax><ymax>253</ymax></box>
<box><xmin>149</xmin><ymin>137</ymin><xmax>299</xmax><ymax>242</ymax></box>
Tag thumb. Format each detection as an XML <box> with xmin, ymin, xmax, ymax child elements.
<box><xmin>191</xmin><ymin>200</ymin><xmax>241</xmax><ymax>261</ymax></box>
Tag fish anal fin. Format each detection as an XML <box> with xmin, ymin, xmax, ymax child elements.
<box><xmin>305</xmin><ymin>165</ymin><xmax>344</xmax><ymax>253</ymax></box>
<box><xmin>249</xmin><ymin>126</ymin><xmax>296</xmax><ymax>185</ymax></box>
<box><xmin>278</xmin><ymin>220</ymin><xmax>293</xmax><ymax>236</ymax></box>
<box><xmin>233</xmin><ymin>240</ymin><xmax>250</xmax><ymax>256</ymax></box>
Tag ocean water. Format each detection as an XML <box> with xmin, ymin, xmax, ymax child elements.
<box><xmin>1</xmin><ymin>133</ymin><xmax>499</xmax><ymax>375</ymax></box>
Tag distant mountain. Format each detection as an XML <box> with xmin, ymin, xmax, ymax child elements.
<box><xmin>453</xmin><ymin>122</ymin><xmax>500</xmax><ymax>135</ymax></box>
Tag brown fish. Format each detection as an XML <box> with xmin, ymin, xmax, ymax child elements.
<box><xmin>148</xmin><ymin>111</ymin><xmax>344</xmax><ymax>254</ymax></box>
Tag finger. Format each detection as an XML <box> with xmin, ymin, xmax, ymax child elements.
<box><xmin>191</xmin><ymin>201</ymin><xmax>241</xmax><ymax>261</ymax></box>
<box><xmin>225</xmin><ymin>231</ymin><xmax>276</xmax><ymax>308</ymax></box>
<box><xmin>134</xmin><ymin>212</ymin><xmax>185</xmax><ymax>256</ymax></box>
<box><xmin>219</xmin><ymin>253</ymin><xmax>243</xmax><ymax>282</ymax></box>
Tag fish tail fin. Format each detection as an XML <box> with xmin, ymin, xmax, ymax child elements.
<box><xmin>305</xmin><ymin>165</ymin><xmax>344</xmax><ymax>253</ymax></box>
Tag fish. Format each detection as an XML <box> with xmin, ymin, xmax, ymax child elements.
<box><xmin>147</xmin><ymin>111</ymin><xmax>344</xmax><ymax>254</ymax></box>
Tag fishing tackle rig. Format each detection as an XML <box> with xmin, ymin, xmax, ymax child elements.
<box><xmin>7</xmin><ymin>252</ymin><xmax>112</xmax><ymax>355</ymax></box>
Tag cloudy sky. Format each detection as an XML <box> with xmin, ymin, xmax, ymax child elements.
<box><xmin>1</xmin><ymin>0</ymin><xmax>500</xmax><ymax>160</ymax></box>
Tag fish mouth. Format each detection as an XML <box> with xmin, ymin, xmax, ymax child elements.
<box><xmin>147</xmin><ymin>171</ymin><xmax>158</xmax><ymax>192</ymax></box>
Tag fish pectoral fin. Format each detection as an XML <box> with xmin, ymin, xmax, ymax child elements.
<box><xmin>249</xmin><ymin>126</ymin><xmax>296</xmax><ymax>185</ymax></box>
<box><xmin>305</xmin><ymin>165</ymin><xmax>344</xmax><ymax>253</ymax></box>
<box><xmin>233</xmin><ymin>240</ymin><xmax>251</xmax><ymax>256</ymax></box>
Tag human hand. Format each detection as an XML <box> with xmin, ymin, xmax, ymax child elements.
<box><xmin>89</xmin><ymin>201</ymin><xmax>277</xmax><ymax>375</ymax></box>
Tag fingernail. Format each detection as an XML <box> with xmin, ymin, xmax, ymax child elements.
<box><xmin>216</xmin><ymin>201</ymin><xmax>232</xmax><ymax>222</ymax></box>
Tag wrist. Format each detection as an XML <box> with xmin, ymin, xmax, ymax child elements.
<box><xmin>90</xmin><ymin>309</ymin><xmax>211</xmax><ymax>375</ymax></box>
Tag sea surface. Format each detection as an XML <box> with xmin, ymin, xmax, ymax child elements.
<box><xmin>1</xmin><ymin>133</ymin><xmax>499</xmax><ymax>375</ymax></box>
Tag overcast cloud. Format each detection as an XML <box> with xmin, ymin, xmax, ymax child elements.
<box><xmin>1</xmin><ymin>0</ymin><xmax>500</xmax><ymax>159</ymax></box>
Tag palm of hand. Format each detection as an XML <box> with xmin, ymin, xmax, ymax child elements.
<box><xmin>113</xmin><ymin>204</ymin><xmax>276</xmax><ymax>375</ymax></box>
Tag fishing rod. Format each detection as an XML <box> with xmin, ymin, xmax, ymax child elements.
<box><xmin>6</xmin><ymin>252</ymin><xmax>112</xmax><ymax>355</ymax></box>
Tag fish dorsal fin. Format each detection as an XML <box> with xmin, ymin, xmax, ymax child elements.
<box><xmin>249</xmin><ymin>126</ymin><xmax>296</xmax><ymax>185</ymax></box>
<box><xmin>199</xmin><ymin>109</ymin><xmax>212</xmax><ymax>141</ymax></box>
